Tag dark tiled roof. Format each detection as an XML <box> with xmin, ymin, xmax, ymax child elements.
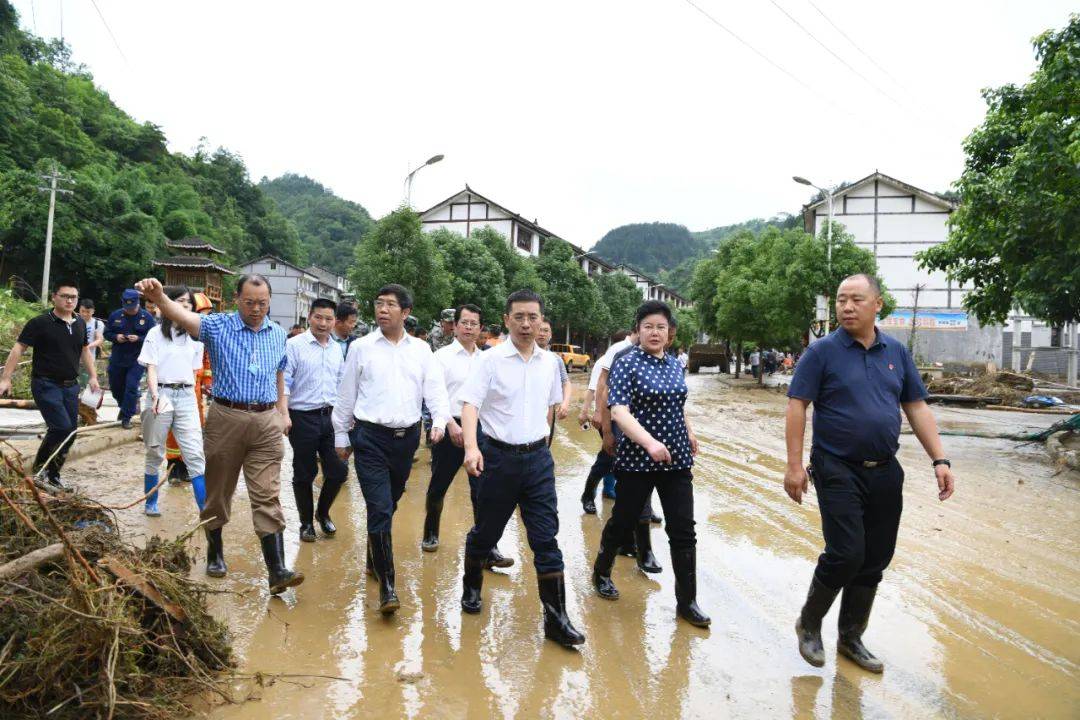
<box><xmin>153</xmin><ymin>256</ymin><xmax>236</xmax><ymax>274</ymax></box>
<box><xmin>165</xmin><ymin>236</ymin><xmax>226</xmax><ymax>255</ymax></box>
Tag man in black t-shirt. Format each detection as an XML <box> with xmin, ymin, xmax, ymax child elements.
<box><xmin>0</xmin><ymin>280</ymin><xmax>100</xmax><ymax>488</ymax></box>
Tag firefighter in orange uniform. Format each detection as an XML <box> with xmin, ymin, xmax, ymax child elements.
<box><xmin>166</xmin><ymin>292</ymin><xmax>214</xmax><ymax>483</ymax></box>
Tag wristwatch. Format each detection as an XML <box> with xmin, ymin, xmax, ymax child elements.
<box><xmin>932</xmin><ymin>458</ymin><xmax>951</xmax><ymax>468</ymax></box>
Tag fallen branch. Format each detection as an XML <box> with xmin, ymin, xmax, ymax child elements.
<box><xmin>0</xmin><ymin>542</ymin><xmax>65</xmax><ymax>582</ymax></box>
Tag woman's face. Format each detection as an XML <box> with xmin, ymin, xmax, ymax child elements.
<box><xmin>175</xmin><ymin>293</ymin><xmax>192</xmax><ymax>311</ymax></box>
<box><xmin>637</xmin><ymin>313</ymin><xmax>669</xmax><ymax>355</ymax></box>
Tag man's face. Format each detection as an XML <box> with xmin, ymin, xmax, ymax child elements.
<box><xmin>78</xmin><ymin>305</ymin><xmax>93</xmax><ymax>323</ymax></box>
<box><xmin>309</xmin><ymin>307</ymin><xmax>335</xmax><ymax>338</ymax></box>
<box><xmin>504</xmin><ymin>301</ymin><xmax>542</xmax><ymax>345</ymax></box>
<box><xmin>375</xmin><ymin>294</ymin><xmax>407</xmax><ymax>332</ymax></box>
<box><xmin>122</xmin><ymin>303</ymin><xmax>139</xmax><ymax>316</ymax></box>
<box><xmin>536</xmin><ymin>322</ymin><xmax>552</xmax><ymax>348</ymax></box>
<box><xmin>53</xmin><ymin>287</ymin><xmax>78</xmax><ymax>314</ymax></box>
<box><xmin>441</xmin><ymin>319</ymin><xmax>454</xmax><ymax>335</ymax></box>
<box><xmin>836</xmin><ymin>277</ymin><xmax>883</xmax><ymax>333</ymax></box>
<box><xmin>236</xmin><ymin>281</ymin><xmax>271</xmax><ymax>327</ymax></box>
<box><xmin>455</xmin><ymin>309</ymin><xmax>481</xmax><ymax>345</ymax></box>
<box><xmin>335</xmin><ymin>314</ymin><xmax>357</xmax><ymax>337</ymax></box>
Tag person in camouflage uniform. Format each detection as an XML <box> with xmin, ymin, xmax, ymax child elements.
<box><xmin>428</xmin><ymin>308</ymin><xmax>456</xmax><ymax>351</ymax></box>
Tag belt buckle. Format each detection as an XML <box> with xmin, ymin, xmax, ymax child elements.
<box><xmin>862</xmin><ymin>460</ymin><xmax>880</xmax><ymax>468</ymax></box>
<box><xmin>394</xmin><ymin>428</ymin><xmax>406</xmax><ymax>439</ymax></box>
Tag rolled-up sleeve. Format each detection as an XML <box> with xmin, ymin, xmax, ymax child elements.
<box><xmin>787</xmin><ymin>345</ymin><xmax>824</xmax><ymax>402</ymax></box>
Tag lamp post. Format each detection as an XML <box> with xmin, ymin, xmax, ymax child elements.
<box><xmin>794</xmin><ymin>175</ymin><xmax>833</xmax><ymax>335</ymax></box>
<box><xmin>404</xmin><ymin>154</ymin><xmax>445</xmax><ymax>207</ymax></box>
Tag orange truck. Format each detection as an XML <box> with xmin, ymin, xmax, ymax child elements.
<box><xmin>550</xmin><ymin>343</ymin><xmax>591</xmax><ymax>373</ymax></box>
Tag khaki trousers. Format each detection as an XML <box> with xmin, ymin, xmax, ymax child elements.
<box><xmin>201</xmin><ymin>402</ymin><xmax>286</xmax><ymax>536</ymax></box>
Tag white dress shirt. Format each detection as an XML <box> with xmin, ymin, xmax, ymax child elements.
<box><xmin>589</xmin><ymin>338</ymin><xmax>633</xmax><ymax>391</ymax></box>
<box><xmin>434</xmin><ymin>338</ymin><xmax>481</xmax><ymax>418</ymax></box>
<box><xmin>137</xmin><ymin>326</ymin><xmax>203</xmax><ymax>384</ymax></box>
<box><xmin>284</xmin><ymin>330</ymin><xmax>343</xmax><ymax>411</ymax></box>
<box><xmin>333</xmin><ymin>328</ymin><xmax>450</xmax><ymax>447</ymax></box>
<box><xmin>458</xmin><ymin>339</ymin><xmax>563</xmax><ymax>445</ymax></box>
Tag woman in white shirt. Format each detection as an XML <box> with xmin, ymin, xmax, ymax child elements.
<box><xmin>137</xmin><ymin>285</ymin><xmax>206</xmax><ymax>516</ymax></box>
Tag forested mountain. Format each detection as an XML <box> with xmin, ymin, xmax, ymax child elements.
<box><xmin>258</xmin><ymin>174</ymin><xmax>374</xmax><ymax>276</ymax></box>
<box><xmin>0</xmin><ymin>1</ymin><xmax>303</xmax><ymax>304</ymax></box>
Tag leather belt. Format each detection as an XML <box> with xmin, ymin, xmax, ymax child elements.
<box><xmin>293</xmin><ymin>406</ymin><xmax>333</xmax><ymax>416</ymax></box>
<box><xmin>214</xmin><ymin>397</ymin><xmax>276</xmax><ymax>412</ymax></box>
<box><xmin>861</xmin><ymin>459</ymin><xmax>889</xmax><ymax>468</ymax></box>
<box><xmin>159</xmin><ymin>383</ymin><xmax>193</xmax><ymax>389</ymax></box>
<box><xmin>484</xmin><ymin>436</ymin><xmax>547</xmax><ymax>454</ymax></box>
<box><xmin>357</xmin><ymin>419</ymin><xmax>417</xmax><ymax>439</ymax></box>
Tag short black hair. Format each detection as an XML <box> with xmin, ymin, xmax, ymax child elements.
<box><xmin>843</xmin><ymin>273</ymin><xmax>882</xmax><ymax>297</ymax></box>
<box><xmin>539</xmin><ymin>316</ymin><xmax>552</xmax><ymax>329</ymax></box>
<box><xmin>611</xmin><ymin>329</ymin><xmax>629</xmax><ymax>342</ymax></box>
<box><xmin>78</xmin><ymin>298</ymin><xmax>95</xmax><ymax>310</ymax></box>
<box><xmin>504</xmin><ymin>288</ymin><xmax>544</xmax><ymax>315</ymax></box>
<box><xmin>634</xmin><ymin>300</ymin><xmax>673</xmax><ymax>329</ymax></box>
<box><xmin>290</xmin><ymin>323</ymin><xmax>303</xmax><ymax>330</ymax></box>
<box><xmin>376</xmin><ymin>284</ymin><xmax>413</xmax><ymax>310</ymax></box>
<box><xmin>236</xmin><ymin>273</ymin><xmax>272</xmax><ymax>296</ymax></box>
<box><xmin>335</xmin><ymin>302</ymin><xmax>358</xmax><ymax>321</ymax></box>
<box><xmin>52</xmin><ymin>279</ymin><xmax>78</xmax><ymax>293</ymax></box>
<box><xmin>310</xmin><ymin>298</ymin><xmax>337</xmax><ymax>314</ymax></box>
<box><xmin>455</xmin><ymin>304</ymin><xmax>482</xmax><ymax>323</ymax></box>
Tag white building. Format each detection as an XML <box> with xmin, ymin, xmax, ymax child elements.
<box><xmin>305</xmin><ymin>264</ymin><xmax>353</xmax><ymax>305</ymax></box>
<box><xmin>419</xmin><ymin>186</ymin><xmax>690</xmax><ymax>308</ymax></box>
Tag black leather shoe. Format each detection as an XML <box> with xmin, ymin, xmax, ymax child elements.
<box><xmin>205</xmin><ymin>527</ymin><xmax>227</xmax><ymax>578</ymax></box>
<box><xmin>796</xmin><ymin>576</ymin><xmax>839</xmax><ymax>667</ymax></box>
<box><xmin>299</xmin><ymin>523</ymin><xmax>316</xmax><ymax>543</ymax></box>
<box><xmin>484</xmin><ymin>547</ymin><xmax>514</xmax><ymax>569</ymax></box>
<box><xmin>672</xmin><ymin>548</ymin><xmax>711</xmax><ymax>627</ymax></box>
<box><xmin>635</xmin><ymin>522</ymin><xmax>662</xmax><ymax>574</ymax></box>
<box><xmin>461</xmin><ymin>555</ymin><xmax>485</xmax><ymax>614</ymax></box>
<box><xmin>316</xmin><ymin>514</ymin><xmax>337</xmax><ymax>536</ymax></box>
<box><xmin>368</xmin><ymin>532</ymin><xmax>400</xmax><ymax>614</ymax></box>
<box><xmin>582</xmin><ymin>498</ymin><xmax>597</xmax><ymax>514</ymax></box>
<box><xmin>260</xmin><ymin>532</ymin><xmax>304</xmax><ymax>595</ymax></box>
<box><xmin>837</xmin><ymin>584</ymin><xmax>884</xmax><ymax>673</ymax></box>
<box><xmin>121</xmin><ymin>417</ymin><xmax>133</xmax><ymax>430</ymax></box>
<box><xmin>539</xmin><ymin>573</ymin><xmax>585</xmax><ymax>647</ymax></box>
<box><xmin>293</xmin><ymin>481</ymin><xmax>316</xmax><ymax>543</ymax></box>
<box><xmin>581</xmin><ymin>474</ymin><xmax>601</xmax><ymax>514</ymax></box>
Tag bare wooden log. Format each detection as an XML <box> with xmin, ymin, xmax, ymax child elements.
<box><xmin>0</xmin><ymin>542</ymin><xmax>65</xmax><ymax>581</ymax></box>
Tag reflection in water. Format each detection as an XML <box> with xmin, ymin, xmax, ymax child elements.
<box><xmin>790</xmin><ymin>675</ymin><xmax>824</xmax><ymax>719</ymax></box>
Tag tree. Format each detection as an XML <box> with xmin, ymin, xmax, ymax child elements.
<box><xmin>591</xmin><ymin>222</ymin><xmax>703</xmax><ymax>276</ymax></box>
<box><xmin>349</xmin><ymin>207</ymin><xmax>451</xmax><ymax>323</ymax></box>
<box><xmin>918</xmin><ymin>16</ymin><xmax>1080</xmax><ymax>327</ymax></box>
<box><xmin>535</xmin><ymin>237</ymin><xmax>605</xmax><ymax>337</ymax></box>
<box><xmin>595</xmin><ymin>271</ymin><xmax>641</xmax><ymax>336</ymax></box>
<box><xmin>430</xmin><ymin>228</ymin><xmax>507</xmax><ymax>324</ymax></box>
<box><xmin>472</xmin><ymin>226</ymin><xmax>546</xmax><ymax>294</ymax></box>
<box><xmin>673</xmin><ymin>307</ymin><xmax>698</xmax><ymax>350</ymax></box>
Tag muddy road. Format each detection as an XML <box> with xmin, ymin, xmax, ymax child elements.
<box><xmin>67</xmin><ymin>374</ymin><xmax>1079</xmax><ymax>719</ymax></box>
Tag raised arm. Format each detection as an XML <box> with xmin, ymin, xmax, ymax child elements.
<box><xmin>134</xmin><ymin>279</ymin><xmax>201</xmax><ymax>339</ymax></box>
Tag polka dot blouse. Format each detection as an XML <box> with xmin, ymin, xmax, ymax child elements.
<box><xmin>607</xmin><ymin>346</ymin><xmax>693</xmax><ymax>472</ymax></box>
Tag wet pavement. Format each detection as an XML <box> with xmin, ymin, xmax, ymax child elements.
<box><xmin>64</xmin><ymin>373</ymin><xmax>1079</xmax><ymax>719</ymax></box>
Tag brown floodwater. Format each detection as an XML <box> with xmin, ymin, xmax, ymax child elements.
<box><xmin>67</xmin><ymin>374</ymin><xmax>1079</xmax><ymax>719</ymax></box>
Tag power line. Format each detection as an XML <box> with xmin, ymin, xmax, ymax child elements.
<box><xmin>680</xmin><ymin>0</ymin><xmax>848</xmax><ymax>114</ymax></box>
<box><xmin>805</xmin><ymin>0</ymin><xmax>911</xmax><ymax>95</ymax></box>
<box><xmin>86</xmin><ymin>0</ymin><xmax>128</xmax><ymax>63</ymax></box>
<box><xmin>766</xmin><ymin>0</ymin><xmax>903</xmax><ymax>108</ymax></box>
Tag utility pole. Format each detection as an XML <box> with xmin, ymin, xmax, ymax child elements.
<box><xmin>37</xmin><ymin>164</ymin><xmax>75</xmax><ymax>305</ymax></box>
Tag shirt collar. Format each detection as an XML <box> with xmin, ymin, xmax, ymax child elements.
<box><xmin>228</xmin><ymin>311</ymin><xmax>270</xmax><ymax>333</ymax></box>
<box><xmin>302</xmin><ymin>329</ymin><xmax>332</xmax><ymax>347</ymax></box>
<box><xmin>496</xmin><ymin>338</ymin><xmax>542</xmax><ymax>362</ymax></box>
<box><xmin>372</xmin><ymin>327</ymin><xmax>413</xmax><ymax>347</ymax></box>
<box><xmin>447</xmin><ymin>338</ymin><xmax>477</xmax><ymax>356</ymax></box>
<box><xmin>836</xmin><ymin>326</ymin><xmax>885</xmax><ymax>349</ymax></box>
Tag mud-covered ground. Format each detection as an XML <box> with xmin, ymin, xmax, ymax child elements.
<box><xmin>61</xmin><ymin>373</ymin><xmax>1079</xmax><ymax>719</ymax></box>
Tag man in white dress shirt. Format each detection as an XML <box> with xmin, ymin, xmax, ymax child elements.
<box><xmin>458</xmin><ymin>289</ymin><xmax>586</xmax><ymax>648</ymax></box>
<box><xmin>333</xmin><ymin>284</ymin><xmax>451</xmax><ymax>615</ymax></box>
<box><xmin>284</xmin><ymin>299</ymin><xmax>346</xmax><ymax>543</ymax></box>
<box><xmin>578</xmin><ymin>329</ymin><xmax>635</xmax><ymax>513</ymax></box>
<box><xmin>421</xmin><ymin>304</ymin><xmax>513</xmax><ymax>568</ymax></box>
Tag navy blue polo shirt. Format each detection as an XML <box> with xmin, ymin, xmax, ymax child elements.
<box><xmin>788</xmin><ymin>327</ymin><xmax>927</xmax><ymax>462</ymax></box>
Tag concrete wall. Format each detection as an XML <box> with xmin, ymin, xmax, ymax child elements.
<box><xmin>883</xmin><ymin>314</ymin><xmax>1002</xmax><ymax>366</ymax></box>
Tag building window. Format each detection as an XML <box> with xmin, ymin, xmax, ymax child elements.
<box><xmin>517</xmin><ymin>227</ymin><xmax>534</xmax><ymax>251</ymax></box>
<box><xmin>270</xmin><ymin>262</ymin><xmax>277</xmax><ymax>270</ymax></box>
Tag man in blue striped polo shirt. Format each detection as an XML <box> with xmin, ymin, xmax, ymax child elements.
<box><xmin>136</xmin><ymin>274</ymin><xmax>304</xmax><ymax>596</ymax></box>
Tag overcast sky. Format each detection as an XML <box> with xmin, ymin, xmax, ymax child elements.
<box><xmin>11</xmin><ymin>0</ymin><xmax>1075</xmax><ymax>248</ymax></box>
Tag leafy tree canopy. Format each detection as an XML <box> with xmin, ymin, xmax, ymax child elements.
<box><xmin>536</xmin><ymin>237</ymin><xmax>607</xmax><ymax>335</ymax></box>
<box><xmin>595</xmin><ymin>271</ymin><xmax>642</xmax><ymax>336</ymax></box>
<box><xmin>429</xmin><ymin>228</ymin><xmax>507</xmax><ymax>325</ymax></box>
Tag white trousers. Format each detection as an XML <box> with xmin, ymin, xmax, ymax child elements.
<box><xmin>142</xmin><ymin>385</ymin><xmax>205</xmax><ymax>477</ymax></box>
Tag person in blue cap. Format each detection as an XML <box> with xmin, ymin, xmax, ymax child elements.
<box><xmin>105</xmin><ymin>289</ymin><xmax>156</xmax><ymax>429</ymax></box>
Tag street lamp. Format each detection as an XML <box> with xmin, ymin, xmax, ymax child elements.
<box><xmin>404</xmin><ymin>154</ymin><xmax>445</xmax><ymax>207</ymax></box>
<box><xmin>794</xmin><ymin>175</ymin><xmax>834</xmax><ymax>335</ymax></box>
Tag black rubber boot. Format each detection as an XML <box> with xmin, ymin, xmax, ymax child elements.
<box><xmin>837</xmin><ymin>584</ymin><xmax>884</xmax><ymax>673</ymax></box>
<box><xmin>293</xmin><ymin>481</ymin><xmax>316</xmax><ymax>542</ymax></box>
<box><xmin>635</xmin><ymin>521</ymin><xmax>662</xmax><ymax>574</ymax></box>
<box><xmin>461</xmin><ymin>555</ymin><xmax>485</xmax><ymax>614</ymax></box>
<box><xmin>315</xmin><ymin>479</ymin><xmax>342</xmax><ymax>535</ymax></box>
<box><xmin>167</xmin><ymin>458</ymin><xmax>189</xmax><ymax>485</ymax></box>
<box><xmin>581</xmin><ymin>473</ymin><xmax>602</xmax><ymax>514</ymax></box>
<box><xmin>671</xmin><ymin>548</ymin><xmax>711</xmax><ymax>627</ymax></box>
<box><xmin>538</xmin><ymin>572</ymin><xmax>586</xmax><ymax>647</ymax></box>
<box><xmin>796</xmin><ymin>575</ymin><xmax>840</xmax><ymax>667</ymax></box>
<box><xmin>205</xmin><ymin>527</ymin><xmax>227</xmax><ymax>578</ymax></box>
<box><xmin>365</xmin><ymin>543</ymin><xmax>374</xmax><ymax>578</ymax></box>
<box><xmin>260</xmin><ymin>532</ymin><xmax>304</xmax><ymax>595</ymax></box>
<box><xmin>592</xmin><ymin>541</ymin><xmax>619</xmax><ymax>600</ymax></box>
<box><xmin>368</xmin><ymin>532</ymin><xmax>400</xmax><ymax>614</ymax></box>
<box><xmin>421</xmin><ymin>496</ymin><xmax>443</xmax><ymax>552</ymax></box>
<box><xmin>484</xmin><ymin>547</ymin><xmax>514</xmax><ymax>570</ymax></box>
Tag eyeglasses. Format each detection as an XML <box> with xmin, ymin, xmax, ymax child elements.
<box><xmin>240</xmin><ymin>299</ymin><xmax>269</xmax><ymax>309</ymax></box>
<box><xmin>510</xmin><ymin>313</ymin><xmax>541</xmax><ymax>323</ymax></box>
<box><xmin>56</xmin><ymin>293</ymin><xmax>78</xmax><ymax>301</ymax></box>
<box><xmin>457</xmin><ymin>320</ymin><xmax>480</xmax><ymax>328</ymax></box>
<box><xmin>374</xmin><ymin>299</ymin><xmax>401</xmax><ymax>310</ymax></box>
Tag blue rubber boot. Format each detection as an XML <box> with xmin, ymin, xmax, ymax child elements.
<box><xmin>601</xmin><ymin>474</ymin><xmax>617</xmax><ymax>499</ymax></box>
<box><xmin>190</xmin><ymin>474</ymin><xmax>207</xmax><ymax>511</ymax></box>
<box><xmin>144</xmin><ymin>473</ymin><xmax>161</xmax><ymax>517</ymax></box>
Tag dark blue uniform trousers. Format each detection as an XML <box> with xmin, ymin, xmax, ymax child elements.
<box><xmin>350</xmin><ymin>422</ymin><xmax>420</xmax><ymax>533</ymax></box>
<box><xmin>584</xmin><ymin>427</ymin><xmax>654</xmax><ymax>520</ymax></box>
<box><xmin>427</xmin><ymin>425</ymin><xmax>482</xmax><ymax>523</ymax></box>
<box><xmin>810</xmin><ymin>449</ymin><xmax>904</xmax><ymax>590</ymax></box>
<box><xmin>107</xmin><ymin>361</ymin><xmax>143</xmax><ymax>422</ymax></box>
<box><xmin>30</xmin><ymin>377</ymin><xmax>79</xmax><ymax>478</ymax></box>
<box><xmin>465</xmin><ymin>441</ymin><xmax>563</xmax><ymax>574</ymax></box>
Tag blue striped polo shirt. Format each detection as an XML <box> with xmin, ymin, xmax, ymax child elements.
<box><xmin>199</xmin><ymin>312</ymin><xmax>287</xmax><ymax>404</ymax></box>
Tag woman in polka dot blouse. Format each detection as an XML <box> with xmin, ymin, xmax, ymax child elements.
<box><xmin>590</xmin><ymin>300</ymin><xmax>710</xmax><ymax>628</ymax></box>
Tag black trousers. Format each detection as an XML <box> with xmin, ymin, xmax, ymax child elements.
<box><xmin>350</xmin><ymin>422</ymin><xmax>420</xmax><ymax>533</ymax></box>
<box><xmin>600</xmin><ymin>468</ymin><xmax>696</xmax><ymax>553</ymax></box>
<box><xmin>584</xmin><ymin>428</ymin><xmax>654</xmax><ymax>520</ymax></box>
<box><xmin>427</xmin><ymin>422</ymin><xmax>481</xmax><ymax>523</ymax></box>
<box><xmin>288</xmin><ymin>408</ymin><xmax>348</xmax><ymax>487</ymax></box>
<box><xmin>810</xmin><ymin>449</ymin><xmax>904</xmax><ymax>590</ymax></box>
<box><xmin>465</xmin><ymin>440</ymin><xmax>563</xmax><ymax>573</ymax></box>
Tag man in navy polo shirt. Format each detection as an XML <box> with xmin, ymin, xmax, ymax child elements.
<box><xmin>105</xmin><ymin>289</ymin><xmax>156</xmax><ymax>429</ymax></box>
<box><xmin>785</xmin><ymin>273</ymin><xmax>956</xmax><ymax>674</ymax></box>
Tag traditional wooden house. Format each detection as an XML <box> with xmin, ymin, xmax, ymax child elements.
<box><xmin>153</xmin><ymin>237</ymin><xmax>235</xmax><ymax>309</ymax></box>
